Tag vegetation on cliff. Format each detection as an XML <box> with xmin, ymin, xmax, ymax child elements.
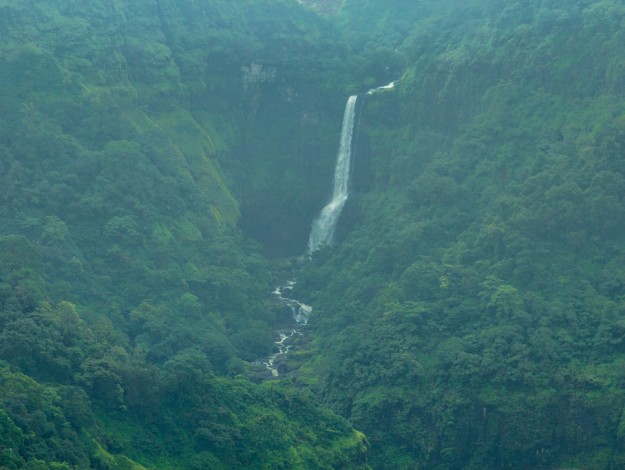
<box><xmin>295</xmin><ymin>0</ymin><xmax>625</xmax><ymax>468</ymax></box>
<box><xmin>0</xmin><ymin>0</ymin><xmax>369</xmax><ymax>467</ymax></box>
<box><xmin>3</xmin><ymin>0</ymin><xmax>625</xmax><ymax>468</ymax></box>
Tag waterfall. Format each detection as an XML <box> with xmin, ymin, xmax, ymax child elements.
<box><xmin>307</xmin><ymin>95</ymin><xmax>358</xmax><ymax>253</ymax></box>
<box><xmin>257</xmin><ymin>83</ymin><xmax>396</xmax><ymax>379</ymax></box>
<box><xmin>258</xmin><ymin>83</ymin><xmax>396</xmax><ymax>379</ymax></box>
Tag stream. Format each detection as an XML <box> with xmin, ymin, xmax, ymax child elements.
<box><xmin>262</xmin><ymin>280</ymin><xmax>312</xmax><ymax>377</ymax></box>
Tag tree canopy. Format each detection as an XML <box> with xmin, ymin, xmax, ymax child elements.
<box><xmin>2</xmin><ymin>0</ymin><xmax>625</xmax><ymax>468</ymax></box>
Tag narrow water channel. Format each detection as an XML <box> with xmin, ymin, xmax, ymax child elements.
<box><xmin>262</xmin><ymin>280</ymin><xmax>312</xmax><ymax>377</ymax></box>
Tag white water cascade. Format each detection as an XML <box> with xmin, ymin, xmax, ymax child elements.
<box><xmin>307</xmin><ymin>95</ymin><xmax>359</xmax><ymax>253</ymax></box>
<box><xmin>367</xmin><ymin>80</ymin><xmax>396</xmax><ymax>94</ymax></box>
<box><xmin>261</xmin><ymin>281</ymin><xmax>312</xmax><ymax>377</ymax></box>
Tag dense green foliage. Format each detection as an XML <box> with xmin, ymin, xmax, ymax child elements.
<box><xmin>0</xmin><ymin>0</ymin><xmax>370</xmax><ymax>467</ymax></box>
<box><xmin>294</xmin><ymin>0</ymin><xmax>625</xmax><ymax>468</ymax></box>
<box><xmin>4</xmin><ymin>0</ymin><xmax>625</xmax><ymax>468</ymax></box>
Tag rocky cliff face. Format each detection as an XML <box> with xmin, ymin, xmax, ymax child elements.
<box><xmin>241</xmin><ymin>63</ymin><xmax>278</xmax><ymax>91</ymax></box>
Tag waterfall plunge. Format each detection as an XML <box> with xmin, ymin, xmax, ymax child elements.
<box><xmin>307</xmin><ymin>95</ymin><xmax>358</xmax><ymax>253</ymax></box>
<box><xmin>260</xmin><ymin>85</ymin><xmax>395</xmax><ymax>377</ymax></box>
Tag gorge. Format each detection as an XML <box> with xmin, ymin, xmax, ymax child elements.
<box><xmin>264</xmin><ymin>82</ymin><xmax>399</xmax><ymax>378</ymax></box>
<box><xmin>2</xmin><ymin>1</ymin><xmax>625</xmax><ymax>469</ymax></box>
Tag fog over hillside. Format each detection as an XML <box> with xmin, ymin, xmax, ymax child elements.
<box><xmin>1</xmin><ymin>1</ymin><xmax>625</xmax><ymax>468</ymax></box>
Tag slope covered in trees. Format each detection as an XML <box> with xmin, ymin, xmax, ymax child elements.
<box><xmin>0</xmin><ymin>0</ymin><xmax>370</xmax><ymax>467</ymax></box>
<box><xmin>294</xmin><ymin>0</ymin><xmax>625</xmax><ymax>468</ymax></box>
<box><xmin>3</xmin><ymin>0</ymin><xmax>625</xmax><ymax>468</ymax></box>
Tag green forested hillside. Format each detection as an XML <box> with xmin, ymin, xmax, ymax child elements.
<box><xmin>0</xmin><ymin>0</ymin><xmax>369</xmax><ymax>468</ymax></box>
<box><xmin>3</xmin><ymin>0</ymin><xmax>625</xmax><ymax>468</ymax></box>
<box><xmin>295</xmin><ymin>0</ymin><xmax>625</xmax><ymax>468</ymax></box>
